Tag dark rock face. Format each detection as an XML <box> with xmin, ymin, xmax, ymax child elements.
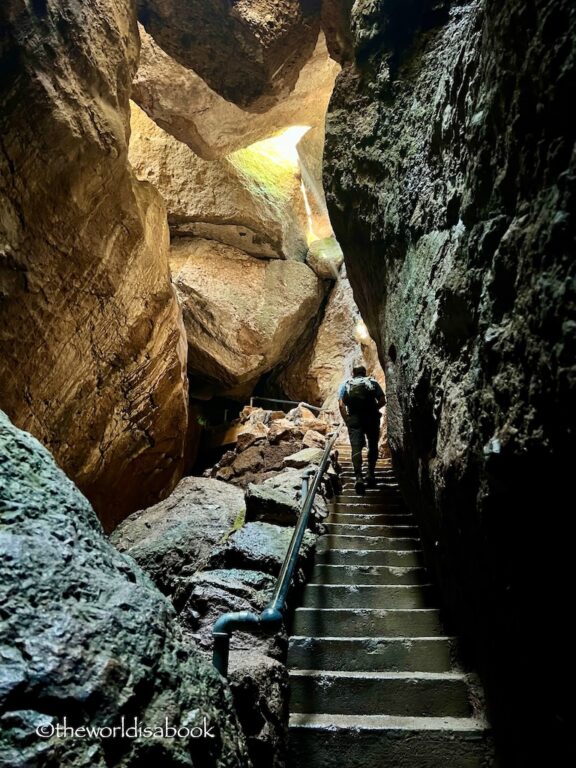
<box><xmin>325</xmin><ymin>0</ymin><xmax>575</xmax><ymax>762</ymax></box>
<box><xmin>136</xmin><ymin>0</ymin><xmax>320</xmax><ymax>109</ymax></box>
<box><xmin>110</xmin><ymin>477</ymin><xmax>245</xmax><ymax>606</ymax></box>
<box><xmin>0</xmin><ymin>411</ymin><xmax>249</xmax><ymax>768</ymax></box>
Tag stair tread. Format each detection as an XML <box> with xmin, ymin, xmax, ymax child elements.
<box><xmin>290</xmin><ymin>669</ymin><xmax>467</xmax><ymax>680</ymax></box>
<box><xmin>289</xmin><ymin>713</ymin><xmax>488</xmax><ymax>731</ymax></box>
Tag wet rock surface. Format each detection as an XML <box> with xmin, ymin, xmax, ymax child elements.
<box><xmin>325</xmin><ymin>0</ymin><xmax>575</xmax><ymax>760</ymax></box>
<box><xmin>110</xmin><ymin>477</ymin><xmax>245</xmax><ymax>604</ymax></box>
<box><xmin>0</xmin><ymin>0</ymin><xmax>188</xmax><ymax>531</ymax></box>
<box><xmin>0</xmin><ymin>411</ymin><xmax>248</xmax><ymax>768</ymax></box>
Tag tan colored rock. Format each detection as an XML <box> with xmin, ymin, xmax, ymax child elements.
<box><xmin>0</xmin><ymin>0</ymin><xmax>188</xmax><ymax>531</ymax></box>
<box><xmin>303</xmin><ymin>430</ymin><xmax>327</xmax><ymax>448</ymax></box>
<box><xmin>268</xmin><ymin>419</ymin><xmax>306</xmax><ymax>445</ymax></box>
<box><xmin>133</xmin><ymin>26</ymin><xmax>339</xmax><ymax>158</ymax></box>
<box><xmin>306</xmin><ymin>236</ymin><xmax>345</xmax><ymax>279</ymax></box>
<box><xmin>237</xmin><ymin>421</ymin><xmax>270</xmax><ymax>451</ymax></box>
<box><xmin>129</xmin><ymin>102</ymin><xmax>309</xmax><ymax>260</ymax></box>
<box><xmin>170</xmin><ymin>239</ymin><xmax>326</xmax><ymax>398</ymax></box>
<box><xmin>136</xmin><ymin>1</ymin><xmax>321</xmax><ymax>110</ymax></box>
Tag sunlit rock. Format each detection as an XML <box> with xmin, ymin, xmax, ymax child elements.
<box><xmin>129</xmin><ymin>103</ymin><xmax>311</xmax><ymax>260</ymax></box>
<box><xmin>133</xmin><ymin>27</ymin><xmax>340</xmax><ymax>159</ymax></box>
<box><xmin>170</xmin><ymin>239</ymin><xmax>326</xmax><ymax>398</ymax></box>
<box><xmin>306</xmin><ymin>235</ymin><xmax>345</xmax><ymax>279</ymax></box>
<box><xmin>0</xmin><ymin>0</ymin><xmax>188</xmax><ymax>531</ymax></box>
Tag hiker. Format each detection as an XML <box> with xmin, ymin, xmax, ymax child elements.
<box><xmin>338</xmin><ymin>365</ymin><xmax>386</xmax><ymax>494</ymax></box>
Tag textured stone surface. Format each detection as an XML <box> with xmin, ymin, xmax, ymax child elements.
<box><xmin>133</xmin><ymin>27</ymin><xmax>339</xmax><ymax>159</ymax></box>
<box><xmin>305</xmin><ymin>236</ymin><xmax>344</xmax><ymax>279</ymax></box>
<box><xmin>228</xmin><ymin>653</ymin><xmax>288</xmax><ymax>768</ymax></box>
<box><xmin>110</xmin><ymin>477</ymin><xmax>245</xmax><ymax>605</ymax></box>
<box><xmin>129</xmin><ymin>103</ymin><xmax>310</xmax><ymax>260</ymax></box>
<box><xmin>245</xmin><ymin>467</ymin><xmax>328</xmax><ymax>529</ymax></box>
<box><xmin>0</xmin><ymin>410</ymin><xmax>248</xmax><ymax>768</ymax></box>
<box><xmin>136</xmin><ymin>0</ymin><xmax>320</xmax><ymax>110</ymax></box>
<box><xmin>0</xmin><ymin>0</ymin><xmax>188</xmax><ymax>531</ymax></box>
<box><xmin>170</xmin><ymin>239</ymin><xmax>326</xmax><ymax>398</ymax></box>
<box><xmin>208</xmin><ymin>522</ymin><xmax>315</xmax><ymax>579</ymax></box>
<box><xmin>325</xmin><ymin>0</ymin><xmax>575</xmax><ymax>760</ymax></box>
<box><xmin>283</xmin><ymin>448</ymin><xmax>325</xmax><ymax>469</ymax></box>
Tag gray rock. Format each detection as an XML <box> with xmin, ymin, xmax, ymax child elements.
<box><xmin>250</xmin><ymin>468</ymin><xmax>328</xmax><ymax>530</ymax></box>
<box><xmin>208</xmin><ymin>522</ymin><xmax>315</xmax><ymax>578</ymax></box>
<box><xmin>228</xmin><ymin>652</ymin><xmax>289</xmax><ymax>768</ymax></box>
<box><xmin>110</xmin><ymin>476</ymin><xmax>245</xmax><ymax>605</ymax></box>
<box><xmin>245</xmin><ymin>483</ymin><xmax>300</xmax><ymax>526</ymax></box>
<box><xmin>0</xmin><ymin>410</ymin><xmax>249</xmax><ymax>768</ymax></box>
<box><xmin>282</xmin><ymin>447</ymin><xmax>325</xmax><ymax>468</ymax></box>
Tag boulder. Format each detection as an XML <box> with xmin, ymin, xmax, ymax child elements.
<box><xmin>0</xmin><ymin>410</ymin><xmax>248</xmax><ymax>768</ymax></box>
<box><xmin>245</xmin><ymin>484</ymin><xmax>300</xmax><ymax>526</ymax></box>
<box><xmin>237</xmin><ymin>422</ymin><xmax>270</xmax><ymax>451</ymax></box>
<box><xmin>228</xmin><ymin>652</ymin><xmax>289</xmax><ymax>768</ymax></box>
<box><xmin>208</xmin><ymin>522</ymin><xmax>315</xmax><ymax>578</ymax></box>
<box><xmin>303</xmin><ymin>429</ymin><xmax>327</xmax><ymax>448</ymax></box>
<box><xmin>306</xmin><ymin>235</ymin><xmax>345</xmax><ymax>279</ymax></box>
<box><xmin>110</xmin><ymin>477</ymin><xmax>245</xmax><ymax>605</ymax></box>
<box><xmin>135</xmin><ymin>0</ymin><xmax>321</xmax><ymax>110</ymax></box>
<box><xmin>129</xmin><ymin>102</ymin><xmax>309</xmax><ymax>260</ymax></box>
<box><xmin>252</xmin><ymin>468</ymin><xmax>329</xmax><ymax>529</ymax></box>
<box><xmin>283</xmin><ymin>447</ymin><xmax>325</xmax><ymax>469</ymax></box>
<box><xmin>181</xmin><ymin>569</ymin><xmax>278</xmax><ymax>655</ymax></box>
<box><xmin>268</xmin><ymin>418</ymin><xmax>306</xmax><ymax>444</ymax></box>
<box><xmin>133</xmin><ymin>26</ymin><xmax>340</xmax><ymax>158</ymax></box>
<box><xmin>0</xmin><ymin>0</ymin><xmax>188</xmax><ymax>532</ymax></box>
<box><xmin>171</xmin><ymin>239</ymin><xmax>326</xmax><ymax>397</ymax></box>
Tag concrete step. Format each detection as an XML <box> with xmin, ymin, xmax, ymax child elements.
<box><xmin>318</xmin><ymin>535</ymin><xmax>421</xmax><ymax>551</ymax></box>
<box><xmin>315</xmin><ymin>547</ymin><xmax>423</xmax><ymax>566</ymax></box>
<box><xmin>331</xmin><ymin>501</ymin><xmax>406</xmax><ymax>512</ymax></box>
<box><xmin>310</xmin><ymin>564</ymin><xmax>428</xmax><ymax>585</ymax></box>
<box><xmin>289</xmin><ymin>670</ymin><xmax>472</xmax><ymax>717</ymax></box>
<box><xmin>328</xmin><ymin>512</ymin><xmax>414</xmax><ymax>524</ymax></box>
<box><xmin>325</xmin><ymin>523</ymin><xmax>418</xmax><ymax>537</ymax></box>
<box><xmin>292</xmin><ymin>608</ymin><xmax>445</xmax><ymax>637</ymax></box>
<box><xmin>300</xmin><ymin>583</ymin><xmax>435</xmax><ymax>609</ymax></box>
<box><xmin>288</xmin><ymin>636</ymin><xmax>453</xmax><ymax>672</ymax></box>
<box><xmin>288</xmin><ymin>714</ymin><xmax>492</xmax><ymax>768</ymax></box>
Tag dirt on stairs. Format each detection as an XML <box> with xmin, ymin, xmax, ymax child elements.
<box><xmin>287</xmin><ymin>455</ymin><xmax>495</xmax><ymax>767</ymax></box>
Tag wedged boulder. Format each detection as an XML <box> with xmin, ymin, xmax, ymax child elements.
<box><xmin>228</xmin><ymin>652</ymin><xmax>288</xmax><ymax>768</ymax></box>
<box><xmin>136</xmin><ymin>0</ymin><xmax>321</xmax><ymax>110</ymax></box>
<box><xmin>133</xmin><ymin>26</ymin><xmax>340</xmax><ymax>159</ymax></box>
<box><xmin>306</xmin><ymin>235</ymin><xmax>345</xmax><ymax>279</ymax></box>
<box><xmin>0</xmin><ymin>0</ymin><xmax>188</xmax><ymax>531</ymax></box>
<box><xmin>129</xmin><ymin>102</ymin><xmax>309</xmax><ymax>260</ymax></box>
<box><xmin>0</xmin><ymin>410</ymin><xmax>248</xmax><ymax>768</ymax></box>
<box><xmin>110</xmin><ymin>477</ymin><xmax>245</xmax><ymax>605</ymax></box>
<box><xmin>171</xmin><ymin>239</ymin><xmax>326</xmax><ymax>397</ymax></box>
<box><xmin>180</xmin><ymin>569</ymin><xmax>280</xmax><ymax>656</ymax></box>
<box><xmin>208</xmin><ymin>522</ymin><xmax>315</xmax><ymax>578</ymax></box>
<box><xmin>283</xmin><ymin>447</ymin><xmax>325</xmax><ymax>469</ymax></box>
<box><xmin>246</xmin><ymin>468</ymin><xmax>328</xmax><ymax>529</ymax></box>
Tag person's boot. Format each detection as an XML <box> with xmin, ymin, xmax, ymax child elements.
<box><xmin>354</xmin><ymin>475</ymin><xmax>365</xmax><ymax>495</ymax></box>
<box><xmin>366</xmin><ymin>473</ymin><xmax>376</xmax><ymax>489</ymax></box>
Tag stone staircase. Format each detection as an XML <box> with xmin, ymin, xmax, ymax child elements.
<box><xmin>287</xmin><ymin>455</ymin><xmax>494</xmax><ymax>767</ymax></box>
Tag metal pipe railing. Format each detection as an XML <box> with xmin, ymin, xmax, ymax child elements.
<box><xmin>248</xmin><ymin>396</ymin><xmax>323</xmax><ymax>414</ymax></box>
<box><xmin>212</xmin><ymin>426</ymin><xmax>341</xmax><ymax>677</ymax></box>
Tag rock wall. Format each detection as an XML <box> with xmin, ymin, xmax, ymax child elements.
<box><xmin>325</xmin><ymin>0</ymin><xmax>575</xmax><ymax>762</ymax></box>
<box><xmin>0</xmin><ymin>410</ymin><xmax>249</xmax><ymax>768</ymax></box>
<box><xmin>0</xmin><ymin>0</ymin><xmax>188</xmax><ymax>531</ymax></box>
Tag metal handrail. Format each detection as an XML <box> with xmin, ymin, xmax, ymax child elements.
<box><xmin>212</xmin><ymin>425</ymin><xmax>341</xmax><ymax>677</ymax></box>
<box><xmin>248</xmin><ymin>396</ymin><xmax>323</xmax><ymax>414</ymax></box>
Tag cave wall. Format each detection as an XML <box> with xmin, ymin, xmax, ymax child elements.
<box><xmin>325</xmin><ymin>0</ymin><xmax>575</xmax><ymax>761</ymax></box>
<box><xmin>0</xmin><ymin>1</ymin><xmax>189</xmax><ymax>531</ymax></box>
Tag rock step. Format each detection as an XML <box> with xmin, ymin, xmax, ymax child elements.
<box><xmin>310</xmin><ymin>564</ymin><xmax>428</xmax><ymax>585</ymax></box>
<box><xmin>328</xmin><ymin>512</ymin><xmax>414</xmax><ymax>524</ymax></box>
<box><xmin>301</xmin><ymin>583</ymin><xmax>435</xmax><ymax>609</ymax></box>
<box><xmin>318</xmin><ymin>535</ymin><xmax>421</xmax><ymax>551</ymax></box>
<box><xmin>315</xmin><ymin>548</ymin><xmax>423</xmax><ymax>566</ymax></box>
<box><xmin>291</xmin><ymin>608</ymin><xmax>445</xmax><ymax>637</ymax></box>
<box><xmin>288</xmin><ymin>636</ymin><xmax>453</xmax><ymax>672</ymax></box>
<box><xmin>289</xmin><ymin>670</ymin><xmax>472</xmax><ymax>717</ymax></box>
<box><xmin>288</xmin><ymin>714</ymin><xmax>492</xmax><ymax>768</ymax></box>
<box><xmin>325</xmin><ymin>523</ymin><xmax>418</xmax><ymax>537</ymax></box>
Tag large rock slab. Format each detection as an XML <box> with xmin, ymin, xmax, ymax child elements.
<box><xmin>135</xmin><ymin>0</ymin><xmax>321</xmax><ymax>110</ymax></box>
<box><xmin>245</xmin><ymin>468</ymin><xmax>328</xmax><ymax>529</ymax></box>
<box><xmin>129</xmin><ymin>102</ymin><xmax>310</xmax><ymax>260</ymax></box>
<box><xmin>324</xmin><ymin>0</ymin><xmax>575</xmax><ymax>760</ymax></box>
<box><xmin>208</xmin><ymin>522</ymin><xmax>315</xmax><ymax>578</ymax></box>
<box><xmin>0</xmin><ymin>0</ymin><xmax>188</xmax><ymax>531</ymax></box>
<box><xmin>170</xmin><ymin>239</ymin><xmax>326</xmax><ymax>398</ymax></box>
<box><xmin>0</xmin><ymin>410</ymin><xmax>248</xmax><ymax>768</ymax></box>
<box><xmin>110</xmin><ymin>477</ymin><xmax>245</xmax><ymax>605</ymax></box>
<box><xmin>133</xmin><ymin>27</ymin><xmax>340</xmax><ymax>159</ymax></box>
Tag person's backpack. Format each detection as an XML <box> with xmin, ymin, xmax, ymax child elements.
<box><xmin>343</xmin><ymin>376</ymin><xmax>376</xmax><ymax>410</ymax></box>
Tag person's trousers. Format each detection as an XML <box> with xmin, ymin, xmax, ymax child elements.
<box><xmin>347</xmin><ymin>419</ymin><xmax>380</xmax><ymax>479</ymax></box>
